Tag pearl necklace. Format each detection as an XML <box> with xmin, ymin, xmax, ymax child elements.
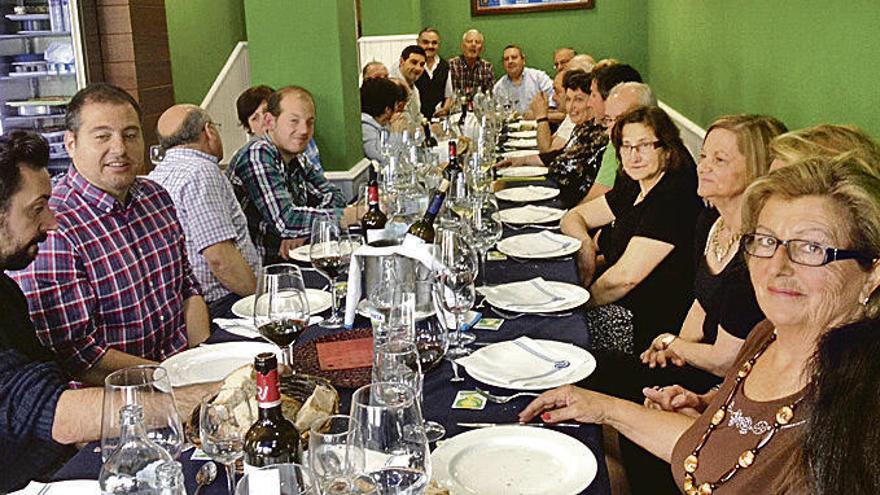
<box><xmin>705</xmin><ymin>217</ymin><xmax>741</xmax><ymax>263</ymax></box>
<box><xmin>681</xmin><ymin>331</ymin><xmax>805</xmax><ymax>495</ymax></box>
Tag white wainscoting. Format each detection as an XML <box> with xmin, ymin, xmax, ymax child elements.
<box><xmin>200</xmin><ymin>41</ymin><xmax>251</xmax><ymax>166</ymax></box>
<box><xmin>659</xmin><ymin>100</ymin><xmax>706</xmax><ymax>160</ymax></box>
<box><xmin>357</xmin><ymin>34</ymin><xmax>418</xmax><ymax>82</ymax></box>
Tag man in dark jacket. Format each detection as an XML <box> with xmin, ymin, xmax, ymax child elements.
<box><xmin>414</xmin><ymin>27</ymin><xmax>453</xmax><ymax>119</ymax></box>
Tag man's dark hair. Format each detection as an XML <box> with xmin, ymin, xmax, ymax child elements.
<box><xmin>361</xmin><ymin>78</ymin><xmax>405</xmax><ymax>117</ymax></box>
<box><xmin>592</xmin><ymin>64</ymin><xmax>642</xmax><ymax>100</ymax></box>
<box><xmin>400</xmin><ymin>45</ymin><xmax>427</xmax><ymax>61</ymax></box>
<box><xmin>157</xmin><ymin>107</ymin><xmax>211</xmax><ymax>150</ymax></box>
<box><xmin>503</xmin><ymin>44</ymin><xmax>524</xmax><ymax>57</ymax></box>
<box><xmin>65</xmin><ymin>83</ymin><xmax>143</xmax><ymax>134</ymax></box>
<box><xmin>418</xmin><ymin>27</ymin><xmax>439</xmax><ymax>38</ymax></box>
<box><xmin>236</xmin><ymin>85</ymin><xmax>274</xmax><ymax>130</ymax></box>
<box><xmin>0</xmin><ymin>131</ymin><xmax>49</xmax><ymax>211</ymax></box>
<box><xmin>563</xmin><ymin>70</ymin><xmax>592</xmax><ymax>94</ymax></box>
<box><xmin>266</xmin><ymin>86</ymin><xmax>315</xmax><ymax>118</ymax></box>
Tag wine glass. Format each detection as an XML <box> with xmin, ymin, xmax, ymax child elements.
<box><xmin>414</xmin><ymin>317</ymin><xmax>449</xmax><ymax>442</ymax></box>
<box><xmin>350</xmin><ymin>382</ymin><xmax>430</xmax><ymax>495</ymax></box>
<box><xmin>463</xmin><ymin>197</ymin><xmax>503</xmax><ymax>287</ymax></box>
<box><xmin>200</xmin><ymin>389</ymin><xmax>254</xmax><ymax>495</ymax></box>
<box><xmin>101</xmin><ymin>365</ymin><xmax>183</xmax><ymax>461</ymax></box>
<box><xmin>385</xmin><ymin>291</ymin><xmax>417</xmax><ymax>344</ymax></box>
<box><xmin>442</xmin><ymin>172</ymin><xmax>470</xmax><ymax>227</ymax></box>
<box><xmin>235</xmin><ymin>463</ymin><xmax>315</xmax><ymax>495</ymax></box>
<box><xmin>309</xmin><ymin>415</ymin><xmax>365</xmax><ymax>495</ymax></box>
<box><xmin>254</xmin><ymin>264</ymin><xmax>310</xmax><ymax>374</ymax></box>
<box><xmin>367</xmin><ymin>257</ymin><xmax>401</xmax><ymax>346</ymax></box>
<box><xmin>310</xmin><ymin>217</ymin><xmax>353</xmax><ymax>328</ymax></box>
<box><xmin>433</xmin><ymin>230</ymin><xmax>478</xmax><ymax>358</ymax></box>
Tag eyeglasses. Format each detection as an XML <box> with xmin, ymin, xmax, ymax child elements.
<box><xmin>741</xmin><ymin>233</ymin><xmax>875</xmax><ymax>267</ymax></box>
<box><xmin>619</xmin><ymin>140</ymin><xmax>662</xmax><ymax>155</ymax></box>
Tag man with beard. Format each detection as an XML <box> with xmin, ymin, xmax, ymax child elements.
<box><xmin>0</xmin><ymin>131</ymin><xmax>211</xmax><ymax>491</ymax></box>
<box><xmin>12</xmin><ymin>83</ymin><xmax>211</xmax><ymax>385</ymax></box>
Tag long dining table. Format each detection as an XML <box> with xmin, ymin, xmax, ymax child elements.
<box><xmin>51</xmin><ymin>173</ymin><xmax>612</xmax><ymax>495</ymax></box>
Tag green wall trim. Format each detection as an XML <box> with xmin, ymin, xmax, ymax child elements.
<box><xmin>166</xmin><ymin>0</ymin><xmax>247</xmax><ymax>105</ymax></box>
<box><xmin>244</xmin><ymin>0</ymin><xmax>363</xmax><ymax>171</ymax></box>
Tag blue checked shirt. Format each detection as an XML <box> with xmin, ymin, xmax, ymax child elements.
<box><xmin>493</xmin><ymin>67</ymin><xmax>556</xmax><ymax>115</ymax></box>
<box><xmin>303</xmin><ymin>137</ymin><xmax>324</xmax><ymax>172</ymax></box>
<box><xmin>148</xmin><ymin>148</ymin><xmax>262</xmax><ymax>303</ymax></box>
<box><xmin>226</xmin><ymin>136</ymin><xmax>346</xmax><ymax>261</ymax></box>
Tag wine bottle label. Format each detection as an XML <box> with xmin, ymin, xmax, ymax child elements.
<box><xmin>367</xmin><ymin>185</ymin><xmax>379</xmax><ymax>205</ymax></box>
<box><xmin>426</xmin><ymin>194</ymin><xmax>444</xmax><ymax>216</ymax></box>
<box><xmin>255</xmin><ymin>368</ymin><xmax>281</xmax><ymax>408</ymax></box>
<box><xmin>366</xmin><ymin>228</ymin><xmax>387</xmax><ymax>244</ymax></box>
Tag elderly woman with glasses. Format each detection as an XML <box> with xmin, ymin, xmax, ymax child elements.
<box><xmin>560</xmin><ymin>106</ymin><xmax>701</xmax><ymax>355</ymax></box>
<box><xmin>522</xmin><ymin>154</ymin><xmax>880</xmax><ymax>494</ymax></box>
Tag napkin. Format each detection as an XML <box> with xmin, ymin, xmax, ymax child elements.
<box><xmin>500</xmin><ymin>185</ymin><xmax>556</xmax><ymax>201</ymax></box>
<box><xmin>506</xmin><ymin>138</ymin><xmax>538</xmax><ymax>149</ymax></box>
<box><xmin>500</xmin><ymin>231</ymin><xmax>578</xmax><ymax>257</ymax></box>
<box><xmin>344</xmin><ymin>242</ymin><xmax>443</xmax><ymax>328</ymax></box>
<box><xmin>10</xmin><ymin>481</ymin><xmax>100</xmax><ymax>495</ymax></box>
<box><xmin>477</xmin><ymin>277</ymin><xmax>567</xmax><ymax>309</ymax></box>
<box><xmin>498</xmin><ymin>205</ymin><xmax>562</xmax><ymax>223</ymax></box>
<box><xmin>456</xmin><ymin>336</ymin><xmax>586</xmax><ymax>388</ymax></box>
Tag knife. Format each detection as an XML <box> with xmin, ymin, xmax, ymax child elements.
<box><xmin>457</xmin><ymin>422</ymin><xmax>581</xmax><ymax>429</ymax></box>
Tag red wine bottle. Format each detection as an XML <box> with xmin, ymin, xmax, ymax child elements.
<box><xmin>403</xmin><ymin>179</ymin><xmax>450</xmax><ymax>246</ymax></box>
<box><xmin>243</xmin><ymin>353</ymin><xmax>301</xmax><ymax>472</ymax></box>
<box><xmin>361</xmin><ymin>165</ymin><xmax>387</xmax><ymax>244</ymax></box>
<box><xmin>443</xmin><ymin>140</ymin><xmax>462</xmax><ymax>182</ymax></box>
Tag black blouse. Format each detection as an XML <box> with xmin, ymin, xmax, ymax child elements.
<box><xmin>693</xmin><ymin>209</ymin><xmax>765</xmax><ymax>343</ymax></box>
<box><xmin>598</xmin><ymin>161</ymin><xmax>702</xmax><ymax>351</ymax></box>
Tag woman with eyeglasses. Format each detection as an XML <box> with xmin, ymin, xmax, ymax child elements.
<box><xmin>560</xmin><ymin>105</ymin><xmax>701</xmax><ymax>356</ymax></box>
<box><xmin>522</xmin><ymin>154</ymin><xmax>880</xmax><ymax>494</ymax></box>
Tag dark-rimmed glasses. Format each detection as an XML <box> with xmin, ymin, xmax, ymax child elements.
<box><xmin>741</xmin><ymin>232</ymin><xmax>875</xmax><ymax>267</ymax></box>
<box><xmin>619</xmin><ymin>140</ymin><xmax>662</xmax><ymax>155</ymax></box>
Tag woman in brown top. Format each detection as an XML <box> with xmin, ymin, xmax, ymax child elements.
<box><xmin>520</xmin><ymin>154</ymin><xmax>880</xmax><ymax>494</ymax></box>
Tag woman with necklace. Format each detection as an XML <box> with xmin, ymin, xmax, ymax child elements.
<box><xmin>521</xmin><ymin>155</ymin><xmax>880</xmax><ymax>493</ymax></box>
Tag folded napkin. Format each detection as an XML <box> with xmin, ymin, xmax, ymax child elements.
<box><xmin>477</xmin><ymin>277</ymin><xmax>567</xmax><ymax>309</ymax></box>
<box><xmin>456</xmin><ymin>336</ymin><xmax>587</xmax><ymax>388</ymax></box>
<box><xmin>500</xmin><ymin>231</ymin><xmax>578</xmax><ymax>257</ymax></box>
<box><xmin>498</xmin><ymin>205</ymin><xmax>562</xmax><ymax>223</ymax></box>
<box><xmin>344</xmin><ymin>243</ymin><xmax>443</xmax><ymax>328</ymax></box>
<box><xmin>11</xmin><ymin>480</ymin><xmax>99</xmax><ymax>495</ymax></box>
<box><xmin>506</xmin><ymin>138</ymin><xmax>538</xmax><ymax>149</ymax></box>
<box><xmin>500</xmin><ymin>185</ymin><xmax>557</xmax><ymax>201</ymax></box>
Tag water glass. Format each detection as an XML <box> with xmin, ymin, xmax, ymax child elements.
<box><xmin>101</xmin><ymin>365</ymin><xmax>183</xmax><ymax>461</ymax></box>
<box><xmin>308</xmin><ymin>415</ymin><xmax>364</xmax><ymax>495</ymax></box>
<box><xmin>200</xmin><ymin>389</ymin><xmax>254</xmax><ymax>495</ymax></box>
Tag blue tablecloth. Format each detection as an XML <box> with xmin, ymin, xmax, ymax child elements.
<box><xmin>53</xmin><ymin>180</ymin><xmax>611</xmax><ymax>495</ymax></box>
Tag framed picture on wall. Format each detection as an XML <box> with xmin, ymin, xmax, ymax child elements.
<box><xmin>471</xmin><ymin>0</ymin><xmax>594</xmax><ymax>16</ymax></box>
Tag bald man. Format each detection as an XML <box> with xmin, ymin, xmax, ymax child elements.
<box><xmin>148</xmin><ymin>104</ymin><xmax>261</xmax><ymax>318</ymax></box>
<box><xmin>448</xmin><ymin>29</ymin><xmax>494</xmax><ymax>96</ymax></box>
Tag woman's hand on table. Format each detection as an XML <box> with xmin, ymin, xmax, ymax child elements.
<box><xmin>640</xmin><ymin>333</ymin><xmax>686</xmax><ymax>368</ymax></box>
<box><xmin>518</xmin><ymin>385</ymin><xmax>612</xmax><ymax>425</ymax></box>
<box><xmin>642</xmin><ymin>385</ymin><xmax>705</xmax><ymax>418</ymax></box>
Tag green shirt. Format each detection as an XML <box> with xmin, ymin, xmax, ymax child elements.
<box><xmin>595</xmin><ymin>144</ymin><xmax>619</xmax><ymax>188</ymax></box>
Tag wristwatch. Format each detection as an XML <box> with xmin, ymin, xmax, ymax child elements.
<box><xmin>660</xmin><ymin>333</ymin><xmax>677</xmax><ymax>349</ymax></box>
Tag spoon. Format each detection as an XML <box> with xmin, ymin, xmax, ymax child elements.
<box><xmin>194</xmin><ymin>461</ymin><xmax>218</xmax><ymax>495</ymax></box>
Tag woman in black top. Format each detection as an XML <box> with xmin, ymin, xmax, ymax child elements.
<box><xmin>561</xmin><ymin>106</ymin><xmax>702</xmax><ymax>354</ymax></box>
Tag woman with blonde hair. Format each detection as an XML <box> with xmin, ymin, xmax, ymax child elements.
<box><xmin>769</xmin><ymin>123</ymin><xmax>880</xmax><ymax>170</ymax></box>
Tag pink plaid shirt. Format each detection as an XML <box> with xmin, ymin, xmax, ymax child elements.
<box><xmin>12</xmin><ymin>168</ymin><xmax>201</xmax><ymax>373</ymax></box>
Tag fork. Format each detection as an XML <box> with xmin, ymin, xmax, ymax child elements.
<box><xmin>475</xmin><ymin>388</ymin><xmax>541</xmax><ymax>404</ymax></box>
<box><xmin>491</xmin><ymin>308</ymin><xmax>573</xmax><ymax>320</ymax></box>
<box><xmin>506</xmin><ymin>223</ymin><xmax>561</xmax><ymax>231</ymax></box>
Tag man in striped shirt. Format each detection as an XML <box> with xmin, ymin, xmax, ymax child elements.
<box><xmin>12</xmin><ymin>84</ymin><xmax>211</xmax><ymax>384</ymax></box>
<box><xmin>227</xmin><ymin>86</ymin><xmax>359</xmax><ymax>263</ymax></box>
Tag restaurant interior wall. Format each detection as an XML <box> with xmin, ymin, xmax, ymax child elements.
<box><xmin>362</xmin><ymin>0</ymin><xmax>650</xmax><ymax>82</ymax></box>
<box><xmin>646</xmin><ymin>1</ymin><xmax>880</xmax><ymax>137</ymax></box>
<box><xmin>244</xmin><ymin>0</ymin><xmax>363</xmax><ymax>172</ymax></box>
<box><xmin>165</xmin><ymin>0</ymin><xmax>247</xmax><ymax>105</ymax></box>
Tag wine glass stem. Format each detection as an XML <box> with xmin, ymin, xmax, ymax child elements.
<box><xmin>455</xmin><ymin>313</ymin><xmax>466</xmax><ymax>350</ymax></box>
<box><xmin>329</xmin><ymin>277</ymin><xmax>339</xmax><ymax>320</ymax></box>
<box><xmin>283</xmin><ymin>344</ymin><xmax>295</xmax><ymax>374</ymax></box>
<box><xmin>225</xmin><ymin>462</ymin><xmax>236</xmax><ymax>495</ymax></box>
<box><xmin>479</xmin><ymin>250</ymin><xmax>488</xmax><ymax>287</ymax></box>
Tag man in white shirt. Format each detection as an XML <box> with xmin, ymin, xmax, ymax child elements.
<box><xmin>415</xmin><ymin>28</ymin><xmax>454</xmax><ymax>119</ymax></box>
<box><xmin>391</xmin><ymin>45</ymin><xmax>427</xmax><ymax>122</ymax></box>
<box><xmin>493</xmin><ymin>45</ymin><xmax>554</xmax><ymax>117</ymax></box>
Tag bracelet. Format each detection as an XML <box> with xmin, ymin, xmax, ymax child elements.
<box><xmin>536</xmin><ymin>117</ymin><xmax>549</xmax><ymax>123</ymax></box>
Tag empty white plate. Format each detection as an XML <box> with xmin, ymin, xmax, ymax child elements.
<box><xmin>494</xmin><ymin>205</ymin><xmax>565</xmax><ymax>225</ymax></box>
<box><xmin>231</xmin><ymin>288</ymin><xmax>334</xmax><ymax>318</ymax></box>
<box><xmin>432</xmin><ymin>425</ymin><xmax>597</xmax><ymax>495</ymax></box>
<box><xmin>495</xmin><ymin>185</ymin><xmax>559</xmax><ymax>202</ymax></box>
<box><xmin>508</xmin><ymin>130</ymin><xmax>537</xmax><ymax>139</ymax></box>
<box><xmin>496</xmin><ymin>231</ymin><xmax>581</xmax><ymax>258</ymax></box>
<box><xmin>505</xmin><ymin>138</ymin><xmax>538</xmax><ymax>149</ymax></box>
<box><xmin>496</xmin><ymin>166</ymin><xmax>549</xmax><ymax>178</ymax></box>
<box><xmin>501</xmin><ymin>149</ymin><xmax>540</xmax><ymax>159</ymax></box>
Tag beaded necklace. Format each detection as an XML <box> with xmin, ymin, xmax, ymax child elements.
<box><xmin>705</xmin><ymin>216</ymin><xmax>741</xmax><ymax>263</ymax></box>
<box><xmin>681</xmin><ymin>331</ymin><xmax>805</xmax><ymax>495</ymax></box>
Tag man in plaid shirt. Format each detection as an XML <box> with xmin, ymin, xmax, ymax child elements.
<box><xmin>227</xmin><ymin>86</ymin><xmax>359</xmax><ymax>264</ymax></box>
<box><xmin>12</xmin><ymin>84</ymin><xmax>211</xmax><ymax>384</ymax></box>
<box><xmin>448</xmin><ymin>29</ymin><xmax>495</xmax><ymax>97</ymax></box>
<box><xmin>150</xmin><ymin>104</ymin><xmax>261</xmax><ymax>318</ymax></box>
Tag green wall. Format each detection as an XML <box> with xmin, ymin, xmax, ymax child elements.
<box><xmin>166</xmin><ymin>0</ymin><xmax>247</xmax><ymax>104</ymax></box>
<box><xmin>244</xmin><ymin>0</ymin><xmax>363</xmax><ymax>171</ymax></box>
<box><xmin>365</xmin><ymin>0</ymin><xmax>649</xmax><ymax>82</ymax></box>
<box><xmin>361</xmin><ymin>0</ymin><xmax>421</xmax><ymax>36</ymax></box>
<box><xmin>646</xmin><ymin>1</ymin><xmax>880</xmax><ymax>137</ymax></box>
